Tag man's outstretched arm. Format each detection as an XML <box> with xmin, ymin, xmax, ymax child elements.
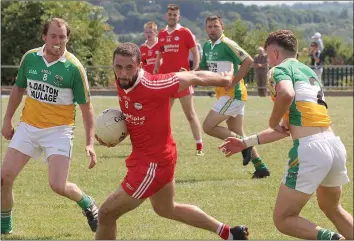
<box><xmin>219</xmin><ymin>125</ymin><xmax>290</xmax><ymax>157</ymax></box>
<box><xmin>176</xmin><ymin>70</ymin><xmax>232</xmax><ymax>92</ymax></box>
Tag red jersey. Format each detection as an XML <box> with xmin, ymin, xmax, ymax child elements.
<box><xmin>140</xmin><ymin>41</ymin><xmax>159</xmax><ymax>74</ymax></box>
<box><xmin>116</xmin><ymin>69</ymin><xmax>180</xmax><ymax>165</ymax></box>
<box><xmin>158</xmin><ymin>24</ymin><xmax>196</xmax><ymax>74</ymax></box>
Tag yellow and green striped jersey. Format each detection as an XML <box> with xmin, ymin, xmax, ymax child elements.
<box><xmin>268</xmin><ymin>58</ymin><xmax>330</xmax><ymax>127</ymax></box>
<box><xmin>199</xmin><ymin>34</ymin><xmax>248</xmax><ymax>101</ymax></box>
<box><xmin>16</xmin><ymin>45</ymin><xmax>91</xmax><ymax>128</ymax></box>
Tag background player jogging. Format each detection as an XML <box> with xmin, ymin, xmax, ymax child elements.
<box><xmin>153</xmin><ymin>4</ymin><xmax>204</xmax><ymax>156</ymax></box>
<box><xmin>199</xmin><ymin>15</ymin><xmax>270</xmax><ymax>178</ymax></box>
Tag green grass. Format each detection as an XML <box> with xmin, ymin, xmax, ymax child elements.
<box><xmin>1</xmin><ymin>96</ymin><xmax>353</xmax><ymax>240</ymax></box>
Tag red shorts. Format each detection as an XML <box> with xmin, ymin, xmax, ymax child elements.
<box><xmin>172</xmin><ymin>86</ymin><xmax>194</xmax><ymax>98</ymax></box>
<box><xmin>122</xmin><ymin>156</ymin><xmax>176</xmax><ymax>199</ymax></box>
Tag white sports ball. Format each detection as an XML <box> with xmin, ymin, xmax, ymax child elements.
<box><xmin>95</xmin><ymin>108</ymin><xmax>128</xmax><ymax>146</ymax></box>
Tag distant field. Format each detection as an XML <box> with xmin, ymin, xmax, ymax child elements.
<box><xmin>1</xmin><ymin>96</ymin><xmax>353</xmax><ymax>240</ymax></box>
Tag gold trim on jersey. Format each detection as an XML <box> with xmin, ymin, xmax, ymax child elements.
<box><xmin>65</xmin><ymin>52</ymin><xmax>90</xmax><ymax>101</ymax></box>
<box><xmin>21</xmin><ymin>97</ymin><xmax>75</xmax><ymax>128</ymax></box>
<box><xmin>295</xmin><ymin>101</ymin><xmax>331</xmax><ymax>126</ymax></box>
<box><xmin>221</xmin><ymin>37</ymin><xmax>248</xmax><ymax>62</ymax></box>
<box><xmin>20</xmin><ymin>48</ymin><xmax>41</xmax><ymax>65</ymax></box>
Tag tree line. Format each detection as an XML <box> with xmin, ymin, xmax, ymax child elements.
<box><xmin>1</xmin><ymin>1</ymin><xmax>353</xmax><ymax>86</ymax></box>
<box><xmin>93</xmin><ymin>0</ymin><xmax>353</xmax><ymax>45</ymax></box>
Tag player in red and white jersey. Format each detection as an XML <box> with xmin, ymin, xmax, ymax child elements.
<box><xmin>155</xmin><ymin>24</ymin><xmax>195</xmax><ymax>74</ymax></box>
<box><xmin>140</xmin><ymin>21</ymin><xmax>160</xmax><ymax>74</ymax></box>
<box><xmin>94</xmin><ymin>42</ymin><xmax>249</xmax><ymax>240</ymax></box>
<box><xmin>153</xmin><ymin>4</ymin><xmax>204</xmax><ymax>156</ymax></box>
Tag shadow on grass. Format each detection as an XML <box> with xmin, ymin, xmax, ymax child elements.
<box><xmin>94</xmin><ymin>142</ymin><xmax>131</xmax><ymax>147</ymax></box>
<box><xmin>98</xmin><ymin>154</ymin><xmax>127</xmax><ymax>159</ymax></box>
<box><xmin>1</xmin><ymin>232</ymin><xmax>73</xmax><ymax>240</ymax></box>
<box><xmin>175</xmin><ymin>178</ymin><xmax>232</xmax><ymax>184</ymax></box>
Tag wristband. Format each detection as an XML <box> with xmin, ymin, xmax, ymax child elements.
<box><xmin>242</xmin><ymin>134</ymin><xmax>260</xmax><ymax>148</ymax></box>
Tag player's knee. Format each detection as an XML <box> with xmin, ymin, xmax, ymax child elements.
<box><xmin>273</xmin><ymin>209</ymin><xmax>288</xmax><ymax>232</ymax></box>
<box><xmin>49</xmin><ymin>181</ymin><xmax>66</xmax><ymax>196</ymax></box>
<box><xmin>97</xmin><ymin>206</ymin><xmax>118</xmax><ymax>223</ymax></box>
<box><xmin>185</xmin><ymin>111</ymin><xmax>197</xmax><ymax>122</ymax></box>
<box><xmin>273</xmin><ymin>209</ymin><xmax>298</xmax><ymax>233</ymax></box>
<box><xmin>152</xmin><ymin>204</ymin><xmax>174</xmax><ymax>219</ymax></box>
<box><xmin>97</xmin><ymin>207</ymin><xmax>109</xmax><ymax>222</ymax></box>
<box><xmin>273</xmin><ymin>214</ymin><xmax>287</xmax><ymax>233</ymax></box>
<box><xmin>1</xmin><ymin>171</ymin><xmax>15</xmax><ymax>188</ymax></box>
<box><xmin>202</xmin><ymin>121</ymin><xmax>213</xmax><ymax>135</ymax></box>
<box><xmin>318</xmin><ymin>201</ymin><xmax>341</xmax><ymax>218</ymax></box>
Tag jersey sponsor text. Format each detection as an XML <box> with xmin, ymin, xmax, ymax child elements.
<box><xmin>28</xmin><ymin>80</ymin><xmax>59</xmax><ymax>103</ymax></box>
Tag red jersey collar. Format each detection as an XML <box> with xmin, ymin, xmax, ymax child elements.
<box><xmin>123</xmin><ymin>69</ymin><xmax>145</xmax><ymax>94</ymax></box>
<box><xmin>143</xmin><ymin>40</ymin><xmax>159</xmax><ymax>49</ymax></box>
<box><xmin>164</xmin><ymin>23</ymin><xmax>182</xmax><ymax>34</ymax></box>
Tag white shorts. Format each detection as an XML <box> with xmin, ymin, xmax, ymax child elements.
<box><xmin>8</xmin><ymin>122</ymin><xmax>74</xmax><ymax>161</ymax></box>
<box><xmin>282</xmin><ymin>132</ymin><xmax>350</xmax><ymax>194</ymax></box>
<box><xmin>212</xmin><ymin>96</ymin><xmax>245</xmax><ymax>117</ymax></box>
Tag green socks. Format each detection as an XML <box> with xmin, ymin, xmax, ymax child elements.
<box><xmin>317</xmin><ymin>228</ymin><xmax>332</xmax><ymax>240</ymax></box>
<box><xmin>317</xmin><ymin>228</ymin><xmax>339</xmax><ymax>240</ymax></box>
<box><xmin>76</xmin><ymin>193</ymin><xmax>92</xmax><ymax>210</ymax></box>
<box><xmin>252</xmin><ymin>157</ymin><xmax>267</xmax><ymax>170</ymax></box>
<box><xmin>1</xmin><ymin>210</ymin><xmax>12</xmax><ymax>234</ymax></box>
<box><xmin>1</xmin><ymin>194</ymin><xmax>92</xmax><ymax>235</ymax></box>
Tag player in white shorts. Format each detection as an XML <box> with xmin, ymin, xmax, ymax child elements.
<box><xmin>1</xmin><ymin>18</ymin><xmax>98</xmax><ymax>234</ymax></box>
<box><xmin>199</xmin><ymin>15</ymin><xmax>270</xmax><ymax>178</ymax></box>
<box><xmin>219</xmin><ymin>30</ymin><xmax>352</xmax><ymax>240</ymax></box>
<box><xmin>212</xmin><ymin>96</ymin><xmax>245</xmax><ymax>117</ymax></box>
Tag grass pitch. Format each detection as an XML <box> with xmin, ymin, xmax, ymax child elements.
<box><xmin>1</xmin><ymin>96</ymin><xmax>353</xmax><ymax>240</ymax></box>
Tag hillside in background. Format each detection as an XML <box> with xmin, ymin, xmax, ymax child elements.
<box><xmin>2</xmin><ymin>0</ymin><xmax>352</xmax><ymax>86</ymax></box>
<box><xmin>90</xmin><ymin>0</ymin><xmax>353</xmax><ymax>45</ymax></box>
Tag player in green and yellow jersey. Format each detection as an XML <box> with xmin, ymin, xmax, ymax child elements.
<box><xmin>219</xmin><ymin>30</ymin><xmax>352</xmax><ymax>240</ymax></box>
<box><xmin>199</xmin><ymin>15</ymin><xmax>270</xmax><ymax>178</ymax></box>
<box><xmin>1</xmin><ymin>18</ymin><xmax>98</xmax><ymax>234</ymax></box>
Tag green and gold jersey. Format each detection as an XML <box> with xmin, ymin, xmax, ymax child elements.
<box><xmin>268</xmin><ymin>58</ymin><xmax>330</xmax><ymax>127</ymax></box>
<box><xmin>16</xmin><ymin>45</ymin><xmax>90</xmax><ymax>128</ymax></box>
<box><xmin>199</xmin><ymin>34</ymin><xmax>248</xmax><ymax>101</ymax></box>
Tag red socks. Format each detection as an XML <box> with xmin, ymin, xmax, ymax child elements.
<box><xmin>217</xmin><ymin>223</ymin><xmax>231</xmax><ymax>240</ymax></box>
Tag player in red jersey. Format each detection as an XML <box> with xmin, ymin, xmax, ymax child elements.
<box><xmin>153</xmin><ymin>4</ymin><xmax>204</xmax><ymax>156</ymax></box>
<box><xmin>94</xmin><ymin>42</ymin><xmax>249</xmax><ymax>240</ymax></box>
<box><xmin>140</xmin><ymin>21</ymin><xmax>159</xmax><ymax>74</ymax></box>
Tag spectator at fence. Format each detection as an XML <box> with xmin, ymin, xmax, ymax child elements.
<box><xmin>253</xmin><ymin>46</ymin><xmax>269</xmax><ymax>97</ymax></box>
<box><xmin>311</xmin><ymin>32</ymin><xmax>324</xmax><ymax>51</ymax></box>
<box><xmin>309</xmin><ymin>41</ymin><xmax>323</xmax><ymax>84</ymax></box>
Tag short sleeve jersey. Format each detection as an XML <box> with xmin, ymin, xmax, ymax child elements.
<box><xmin>140</xmin><ymin>41</ymin><xmax>160</xmax><ymax>74</ymax></box>
<box><xmin>15</xmin><ymin>45</ymin><xmax>90</xmax><ymax>128</ymax></box>
<box><xmin>199</xmin><ymin>34</ymin><xmax>248</xmax><ymax>101</ymax></box>
<box><xmin>116</xmin><ymin>69</ymin><xmax>180</xmax><ymax>164</ymax></box>
<box><xmin>268</xmin><ymin>58</ymin><xmax>331</xmax><ymax>127</ymax></box>
<box><xmin>158</xmin><ymin>24</ymin><xmax>196</xmax><ymax>73</ymax></box>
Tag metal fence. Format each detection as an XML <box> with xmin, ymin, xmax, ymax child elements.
<box><xmin>244</xmin><ymin>65</ymin><xmax>353</xmax><ymax>89</ymax></box>
<box><xmin>1</xmin><ymin>65</ymin><xmax>353</xmax><ymax>89</ymax></box>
